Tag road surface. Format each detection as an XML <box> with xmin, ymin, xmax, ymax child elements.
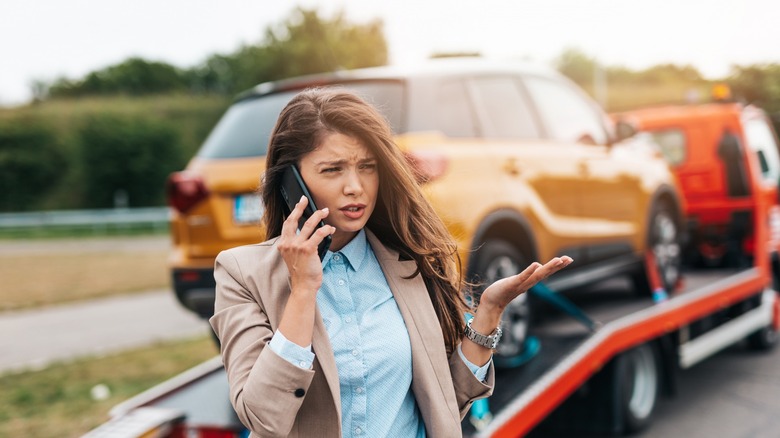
<box><xmin>0</xmin><ymin>289</ymin><xmax>210</xmax><ymax>374</ymax></box>
<box><xmin>636</xmin><ymin>340</ymin><xmax>780</xmax><ymax>438</ymax></box>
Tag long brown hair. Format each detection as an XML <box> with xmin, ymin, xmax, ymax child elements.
<box><xmin>261</xmin><ymin>87</ymin><xmax>468</xmax><ymax>353</ymax></box>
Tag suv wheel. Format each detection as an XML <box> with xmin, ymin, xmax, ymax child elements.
<box><xmin>469</xmin><ymin>239</ymin><xmax>533</xmax><ymax>367</ymax></box>
<box><xmin>634</xmin><ymin>202</ymin><xmax>682</xmax><ymax>295</ymax></box>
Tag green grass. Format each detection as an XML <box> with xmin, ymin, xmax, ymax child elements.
<box><xmin>0</xmin><ymin>336</ymin><xmax>218</xmax><ymax>438</ymax></box>
<box><xmin>0</xmin><ymin>235</ymin><xmax>170</xmax><ymax>311</ymax></box>
<box><xmin>0</xmin><ymin>224</ymin><xmax>169</xmax><ymax>240</ymax></box>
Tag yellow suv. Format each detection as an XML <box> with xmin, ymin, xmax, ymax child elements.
<box><xmin>166</xmin><ymin>59</ymin><xmax>683</xmax><ymax>366</ymax></box>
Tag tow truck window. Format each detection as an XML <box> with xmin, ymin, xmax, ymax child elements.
<box><xmin>743</xmin><ymin>118</ymin><xmax>780</xmax><ymax>184</ymax></box>
<box><xmin>648</xmin><ymin>128</ymin><xmax>687</xmax><ymax>166</ymax></box>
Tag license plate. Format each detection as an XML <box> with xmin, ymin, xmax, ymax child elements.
<box><xmin>233</xmin><ymin>193</ymin><xmax>264</xmax><ymax>224</ymax></box>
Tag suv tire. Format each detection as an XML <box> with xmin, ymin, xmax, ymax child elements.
<box><xmin>633</xmin><ymin>201</ymin><xmax>682</xmax><ymax>296</ymax></box>
<box><xmin>469</xmin><ymin>239</ymin><xmax>534</xmax><ymax>368</ymax></box>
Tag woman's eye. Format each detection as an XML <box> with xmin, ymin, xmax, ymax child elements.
<box><xmin>361</xmin><ymin>163</ymin><xmax>377</xmax><ymax>170</ymax></box>
<box><xmin>322</xmin><ymin>167</ymin><xmax>340</xmax><ymax>173</ymax></box>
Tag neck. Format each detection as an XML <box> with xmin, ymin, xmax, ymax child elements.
<box><xmin>329</xmin><ymin>229</ymin><xmax>359</xmax><ymax>252</ymax></box>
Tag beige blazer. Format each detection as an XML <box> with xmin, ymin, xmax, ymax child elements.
<box><xmin>210</xmin><ymin>230</ymin><xmax>494</xmax><ymax>438</ymax></box>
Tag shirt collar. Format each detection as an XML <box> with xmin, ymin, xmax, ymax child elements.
<box><xmin>323</xmin><ymin>228</ymin><xmax>368</xmax><ymax>272</ymax></box>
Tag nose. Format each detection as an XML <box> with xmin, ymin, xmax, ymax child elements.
<box><xmin>343</xmin><ymin>169</ymin><xmax>364</xmax><ymax>197</ymax></box>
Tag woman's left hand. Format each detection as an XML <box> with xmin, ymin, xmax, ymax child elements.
<box><xmin>461</xmin><ymin>256</ymin><xmax>573</xmax><ymax>364</ymax></box>
<box><xmin>478</xmin><ymin>256</ymin><xmax>574</xmax><ymax>311</ymax></box>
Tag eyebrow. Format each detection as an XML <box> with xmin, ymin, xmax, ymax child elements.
<box><xmin>314</xmin><ymin>157</ymin><xmax>377</xmax><ymax>166</ymax></box>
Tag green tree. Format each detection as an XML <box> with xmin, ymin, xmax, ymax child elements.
<box><xmin>188</xmin><ymin>7</ymin><xmax>388</xmax><ymax>95</ymax></box>
<box><xmin>44</xmin><ymin>8</ymin><xmax>388</xmax><ymax>98</ymax></box>
<box><xmin>0</xmin><ymin>122</ymin><xmax>66</xmax><ymax>211</ymax></box>
<box><xmin>49</xmin><ymin>58</ymin><xmax>188</xmax><ymax>97</ymax></box>
<box><xmin>637</xmin><ymin>64</ymin><xmax>703</xmax><ymax>84</ymax></box>
<box><xmin>262</xmin><ymin>8</ymin><xmax>387</xmax><ymax>80</ymax></box>
<box><xmin>555</xmin><ymin>48</ymin><xmax>599</xmax><ymax>86</ymax></box>
<box><xmin>728</xmin><ymin>64</ymin><xmax>780</xmax><ymax>114</ymax></box>
<box><xmin>185</xmin><ymin>54</ymin><xmax>239</xmax><ymax>95</ymax></box>
<box><xmin>78</xmin><ymin>115</ymin><xmax>184</xmax><ymax>208</ymax></box>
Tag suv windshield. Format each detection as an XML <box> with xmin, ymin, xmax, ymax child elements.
<box><xmin>197</xmin><ymin>81</ymin><xmax>405</xmax><ymax>159</ymax></box>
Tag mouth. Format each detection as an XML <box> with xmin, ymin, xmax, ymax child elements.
<box><xmin>340</xmin><ymin>204</ymin><xmax>367</xmax><ymax>219</ymax></box>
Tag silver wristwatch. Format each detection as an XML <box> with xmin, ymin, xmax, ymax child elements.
<box><xmin>464</xmin><ymin>318</ymin><xmax>502</xmax><ymax>349</ymax></box>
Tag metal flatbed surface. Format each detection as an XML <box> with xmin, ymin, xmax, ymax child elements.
<box><xmin>466</xmin><ymin>267</ymin><xmax>763</xmax><ymax>437</ymax></box>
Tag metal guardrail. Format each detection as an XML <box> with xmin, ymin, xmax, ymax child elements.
<box><xmin>0</xmin><ymin>207</ymin><xmax>170</xmax><ymax>233</ymax></box>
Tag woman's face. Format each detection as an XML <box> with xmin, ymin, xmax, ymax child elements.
<box><xmin>298</xmin><ymin>131</ymin><xmax>379</xmax><ymax>251</ymax></box>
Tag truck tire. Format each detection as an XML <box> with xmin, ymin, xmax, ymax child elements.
<box><xmin>469</xmin><ymin>239</ymin><xmax>533</xmax><ymax>368</ymax></box>
<box><xmin>743</xmin><ymin>291</ymin><xmax>778</xmax><ymax>351</ymax></box>
<box><xmin>534</xmin><ymin>342</ymin><xmax>663</xmax><ymax>436</ymax></box>
<box><xmin>633</xmin><ymin>201</ymin><xmax>682</xmax><ymax>296</ymax></box>
<box><xmin>747</xmin><ymin>325</ymin><xmax>778</xmax><ymax>351</ymax></box>
<box><xmin>616</xmin><ymin>343</ymin><xmax>660</xmax><ymax>433</ymax></box>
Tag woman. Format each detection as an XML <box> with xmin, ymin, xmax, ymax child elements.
<box><xmin>210</xmin><ymin>88</ymin><xmax>572</xmax><ymax>437</ymax></box>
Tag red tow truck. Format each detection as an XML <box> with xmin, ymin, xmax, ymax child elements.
<box><xmin>87</xmin><ymin>104</ymin><xmax>780</xmax><ymax>438</ymax></box>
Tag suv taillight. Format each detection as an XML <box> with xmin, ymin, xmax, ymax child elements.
<box><xmin>404</xmin><ymin>151</ymin><xmax>449</xmax><ymax>184</ymax></box>
<box><xmin>166</xmin><ymin>172</ymin><xmax>209</xmax><ymax>214</ymax></box>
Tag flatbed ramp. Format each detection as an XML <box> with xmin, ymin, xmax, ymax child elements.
<box><xmin>469</xmin><ymin>267</ymin><xmax>771</xmax><ymax>437</ymax></box>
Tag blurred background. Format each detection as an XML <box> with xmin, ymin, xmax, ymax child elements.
<box><xmin>1</xmin><ymin>0</ymin><xmax>779</xmax><ymax>436</ymax></box>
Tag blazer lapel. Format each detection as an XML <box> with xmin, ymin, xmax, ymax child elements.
<box><xmin>365</xmin><ymin>230</ymin><xmax>461</xmax><ymax>424</ymax></box>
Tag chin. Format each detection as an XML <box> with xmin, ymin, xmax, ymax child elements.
<box><xmin>341</xmin><ymin>223</ymin><xmax>367</xmax><ymax>234</ymax></box>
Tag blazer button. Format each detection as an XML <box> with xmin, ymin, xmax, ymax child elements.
<box><xmin>294</xmin><ymin>388</ymin><xmax>305</xmax><ymax>398</ymax></box>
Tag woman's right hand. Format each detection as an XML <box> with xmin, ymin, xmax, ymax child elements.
<box><xmin>277</xmin><ymin>196</ymin><xmax>336</xmax><ymax>294</ymax></box>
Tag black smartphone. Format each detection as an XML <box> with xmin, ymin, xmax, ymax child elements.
<box><xmin>279</xmin><ymin>164</ymin><xmax>332</xmax><ymax>260</ymax></box>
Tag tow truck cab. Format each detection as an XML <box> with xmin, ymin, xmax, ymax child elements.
<box><xmin>614</xmin><ymin>102</ymin><xmax>780</xmax><ymax>274</ymax></box>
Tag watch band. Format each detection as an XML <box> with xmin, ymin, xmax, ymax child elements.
<box><xmin>464</xmin><ymin>318</ymin><xmax>502</xmax><ymax>349</ymax></box>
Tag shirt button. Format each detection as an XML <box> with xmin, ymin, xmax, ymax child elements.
<box><xmin>338</xmin><ymin>279</ymin><xmax>345</xmax><ymax>286</ymax></box>
<box><xmin>355</xmin><ymin>427</ymin><xmax>362</xmax><ymax>435</ymax></box>
<box><xmin>355</xmin><ymin>387</ymin><xmax>363</xmax><ymax>394</ymax></box>
<box><xmin>344</xmin><ymin>316</ymin><xmax>352</xmax><ymax>323</ymax></box>
<box><xmin>298</xmin><ymin>361</ymin><xmax>307</xmax><ymax>368</ymax></box>
<box><xmin>351</xmin><ymin>349</ymin><xmax>358</xmax><ymax>356</ymax></box>
<box><xmin>333</xmin><ymin>254</ymin><xmax>341</xmax><ymax>261</ymax></box>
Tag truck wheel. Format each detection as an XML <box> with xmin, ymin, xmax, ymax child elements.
<box><xmin>469</xmin><ymin>239</ymin><xmax>533</xmax><ymax>368</ymax></box>
<box><xmin>617</xmin><ymin>343</ymin><xmax>660</xmax><ymax>433</ymax></box>
<box><xmin>747</xmin><ymin>325</ymin><xmax>777</xmax><ymax>351</ymax></box>
<box><xmin>634</xmin><ymin>202</ymin><xmax>682</xmax><ymax>296</ymax></box>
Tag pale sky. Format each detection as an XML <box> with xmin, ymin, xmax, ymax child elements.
<box><xmin>1</xmin><ymin>0</ymin><xmax>778</xmax><ymax>106</ymax></box>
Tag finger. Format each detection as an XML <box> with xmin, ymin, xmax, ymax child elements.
<box><xmin>312</xmin><ymin>223</ymin><xmax>337</xmax><ymax>241</ymax></box>
<box><xmin>523</xmin><ymin>256</ymin><xmax>573</xmax><ymax>287</ymax></box>
<box><xmin>545</xmin><ymin>256</ymin><xmax>573</xmax><ymax>273</ymax></box>
<box><xmin>281</xmin><ymin>196</ymin><xmax>308</xmax><ymax>237</ymax></box>
<box><xmin>298</xmin><ymin>225</ymin><xmax>335</xmax><ymax>259</ymax></box>
<box><xmin>508</xmin><ymin>262</ymin><xmax>542</xmax><ymax>288</ymax></box>
<box><xmin>299</xmin><ymin>207</ymin><xmax>330</xmax><ymax>238</ymax></box>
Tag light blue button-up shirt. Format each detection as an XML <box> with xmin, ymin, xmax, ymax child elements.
<box><xmin>269</xmin><ymin>229</ymin><xmax>489</xmax><ymax>437</ymax></box>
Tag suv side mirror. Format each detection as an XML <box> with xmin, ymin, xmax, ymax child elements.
<box><xmin>615</xmin><ymin>119</ymin><xmax>638</xmax><ymax>142</ymax></box>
